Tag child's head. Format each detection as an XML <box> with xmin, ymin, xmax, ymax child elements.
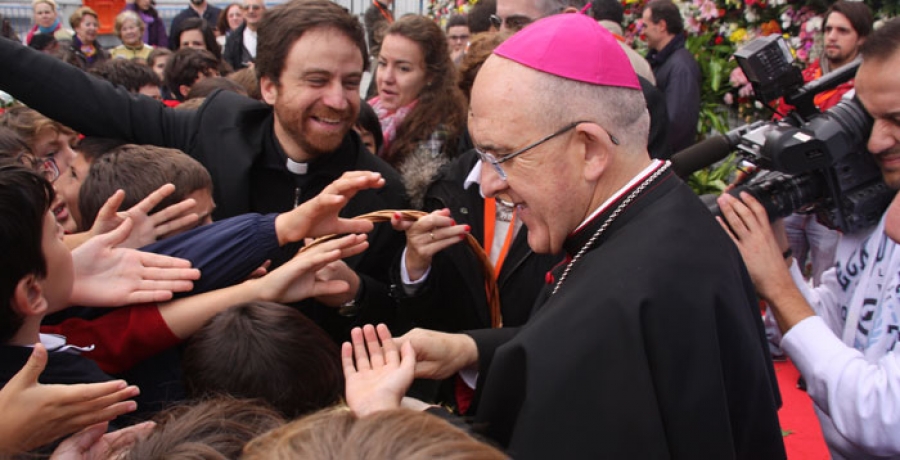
<box><xmin>147</xmin><ymin>47</ymin><xmax>172</xmax><ymax>83</ymax></box>
<box><xmin>54</xmin><ymin>137</ymin><xmax>124</xmax><ymax>232</ymax></box>
<box><xmin>165</xmin><ymin>47</ymin><xmax>220</xmax><ymax>101</ymax></box>
<box><xmin>0</xmin><ymin>106</ymin><xmax>80</xmax><ymax>232</ymax></box>
<box><xmin>243</xmin><ymin>407</ymin><xmax>508</xmax><ymax>459</ymax></box>
<box><xmin>0</xmin><ymin>162</ymin><xmax>70</xmax><ymax>344</ymax></box>
<box><xmin>78</xmin><ymin>144</ymin><xmax>214</xmax><ymax>234</ymax></box>
<box><xmin>182</xmin><ymin>301</ymin><xmax>343</xmax><ymax>419</ymax></box>
<box><xmin>88</xmin><ymin>59</ymin><xmax>162</xmax><ymax>100</ymax></box>
<box><xmin>355</xmin><ymin>99</ymin><xmax>383</xmax><ymax>155</ymax></box>
<box><xmin>122</xmin><ymin>396</ymin><xmax>284</xmax><ymax>459</ymax></box>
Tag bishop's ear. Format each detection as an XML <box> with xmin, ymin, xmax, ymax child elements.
<box><xmin>579</xmin><ymin>123</ymin><xmax>615</xmax><ymax>182</ymax></box>
<box><xmin>11</xmin><ymin>274</ymin><xmax>49</xmax><ymax>319</ymax></box>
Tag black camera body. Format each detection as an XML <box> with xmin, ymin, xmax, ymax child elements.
<box><xmin>719</xmin><ymin>35</ymin><xmax>893</xmax><ymax>234</ymax></box>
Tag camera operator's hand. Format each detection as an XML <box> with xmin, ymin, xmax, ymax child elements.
<box><xmin>716</xmin><ymin>192</ymin><xmax>792</xmax><ymax>297</ymax></box>
<box><xmin>717</xmin><ymin>192</ymin><xmax>814</xmax><ymax>333</ymax></box>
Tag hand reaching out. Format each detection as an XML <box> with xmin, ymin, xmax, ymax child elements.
<box><xmin>312</xmin><ymin>259</ymin><xmax>360</xmax><ymax>307</ymax></box>
<box><xmin>0</xmin><ymin>344</ymin><xmax>140</xmax><ymax>455</ymax></box>
<box><xmin>343</xmin><ymin>324</ymin><xmax>416</xmax><ymax>417</ymax></box>
<box><xmin>255</xmin><ymin>234</ymin><xmax>369</xmax><ymax>304</ymax></box>
<box><xmin>275</xmin><ymin>172</ymin><xmax>386</xmax><ymax>245</ymax></box>
<box><xmin>71</xmin><ymin>217</ymin><xmax>201</xmax><ymax>307</ymax></box>
<box><xmin>89</xmin><ymin>184</ymin><xmax>200</xmax><ymax>248</ymax></box>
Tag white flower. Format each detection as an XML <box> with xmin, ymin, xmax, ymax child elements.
<box><xmin>745</xmin><ymin>9</ymin><xmax>758</xmax><ymax>23</ymax></box>
<box><xmin>806</xmin><ymin>16</ymin><xmax>823</xmax><ymax>33</ymax></box>
<box><xmin>781</xmin><ymin>12</ymin><xmax>792</xmax><ymax>29</ymax></box>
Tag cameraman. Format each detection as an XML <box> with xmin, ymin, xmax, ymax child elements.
<box><xmin>717</xmin><ymin>18</ymin><xmax>900</xmax><ymax>459</ymax></box>
<box><xmin>783</xmin><ymin>1</ymin><xmax>874</xmax><ymax>287</ymax></box>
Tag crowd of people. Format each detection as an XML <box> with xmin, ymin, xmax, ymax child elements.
<box><xmin>0</xmin><ymin>0</ymin><xmax>898</xmax><ymax>457</ymax></box>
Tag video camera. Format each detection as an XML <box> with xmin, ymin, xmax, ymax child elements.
<box><xmin>672</xmin><ymin>35</ymin><xmax>893</xmax><ymax>234</ymax></box>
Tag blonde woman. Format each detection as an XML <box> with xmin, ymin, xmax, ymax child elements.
<box><xmin>25</xmin><ymin>0</ymin><xmax>72</xmax><ymax>46</ymax></box>
<box><xmin>110</xmin><ymin>11</ymin><xmax>153</xmax><ymax>62</ymax></box>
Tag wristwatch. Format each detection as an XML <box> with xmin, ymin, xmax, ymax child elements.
<box><xmin>339</xmin><ymin>298</ymin><xmax>360</xmax><ymax>317</ymax></box>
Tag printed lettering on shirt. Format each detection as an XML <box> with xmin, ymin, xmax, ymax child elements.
<box><xmin>888</xmin><ymin>325</ymin><xmax>900</xmax><ymax>351</ymax></box>
<box><xmin>838</xmin><ymin>261</ymin><xmax>850</xmax><ymax>291</ymax></box>
<box><xmin>876</xmin><ymin>231</ymin><xmax>889</xmax><ymax>263</ymax></box>
<box><xmin>837</xmin><ymin>246</ymin><xmax>870</xmax><ymax>292</ymax></box>
<box><xmin>856</xmin><ymin>298</ymin><xmax>877</xmax><ymax>338</ymax></box>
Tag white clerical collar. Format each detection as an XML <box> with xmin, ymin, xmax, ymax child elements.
<box><xmin>39</xmin><ymin>333</ymin><xmax>95</xmax><ymax>354</ymax></box>
<box><xmin>286</xmin><ymin>158</ymin><xmax>309</xmax><ymax>175</ymax></box>
<box><xmin>465</xmin><ymin>160</ymin><xmax>483</xmax><ymax>192</ymax></box>
<box><xmin>575</xmin><ymin>159</ymin><xmax>667</xmax><ymax>233</ymax></box>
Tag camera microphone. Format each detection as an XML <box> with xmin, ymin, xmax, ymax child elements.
<box><xmin>671</xmin><ymin>135</ymin><xmax>734</xmax><ymax>179</ymax></box>
<box><xmin>670</xmin><ymin>123</ymin><xmax>762</xmax><ymax>178</ymax></box>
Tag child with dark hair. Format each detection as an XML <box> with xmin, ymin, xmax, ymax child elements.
<box><xmin>164</xmin><ymin>47</ymin><xmax>220</xmax><ymax>101</ymax></box>
<box><xmin>355</xmin><ymin>99</ymin><xmax>384</xmax><ymax>155</ymax></box>
<box><xmin>88</xmin><ymin>59</ymin><xmax>162</xmax><ymax>100</ymax></box>
<box><xmin>185</xmin><ymin>75</ymin><xmax>247</xmax><ymax>100</ymax></box>
<box><xmin>146</xmin><ymin>47</ymin><xmax>171</xmax><ymax>82</ymax></box>
<box><xmin>183</xmin><ymin>301</ymin><xmax>343</xmax><ymax>419</ymax></box>
<box><xmin>28</xmin><ymin>33</ymin><xmax>59</xmax><ymax>54</ymax></box>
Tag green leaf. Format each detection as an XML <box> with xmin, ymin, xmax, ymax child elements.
<box><xmin>782</xmin><ymin>429</ymin><xmax>793</xmax><ymax>437</ymax></box>
<box><xmin>710</xmin><ymin>60</ymin><xmax>723</xmax><ymax>92</ymax></box>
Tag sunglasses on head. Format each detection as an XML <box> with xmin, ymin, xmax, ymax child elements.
<box><xmin>489</xmin><ymin>14</ymin><xmax>533</xmax><ymax>31</ymax></box>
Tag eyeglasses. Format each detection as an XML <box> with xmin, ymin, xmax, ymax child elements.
<box><xmin>475</xmin><ymin>121</ymin><xmax>619</xmax><ymax>181</ymax></box>
<box><xmin>489</xmin><ymin>14</ymin><xmax>533</xmax><ymax>32</ymax></box>
<box><xmin>15</xmin><ymin>152</ymin><xmax>60</xmax><ymax>183</ymax></box>
<box><xmin>448</xmin><ymin>34</ymin><xmax>469</xmax><ymax>42</ymax></box>
<box><xmin>40</xmin><ymin>157</ymin><xmax>60</xmax><ymax>183</ymax></box>
<box><xmin>241</xmin><ymin>4</ymin><xmax>263</xmax><ymax>10</ymax></box>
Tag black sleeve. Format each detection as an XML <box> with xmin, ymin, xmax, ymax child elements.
<box><xmin>0</xmin><ymin>37</ymin><xmax>197</xmax><ymax>150</ymax></box>
<box><xmin>222</xmin><ymin>29</ymin><xmax>240</xmax><ymax>70</ymax></box>
<box><xmin>465</xmin><ymin>327</ymin><xmax>519</xmax><ymax>377</ymax></box>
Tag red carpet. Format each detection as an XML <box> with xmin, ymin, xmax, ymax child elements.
<box><xmin>774</xmin><ymin>359</ymin><xmax>830</xmax><ymax>459</ymax></box>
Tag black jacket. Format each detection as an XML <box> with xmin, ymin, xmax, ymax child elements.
<box><xmin>647</xmin><ymin>34</ymin><xmax>702</xmax><ymax>154</ymax></box>
<box><xmin>392</xmin><ymin>150</ymin><xmax>562</xmax><ymax>332</ymax></box>
<box><xmin>0</xmin><ymin>36</ymin><xmax>410</xmax><ymax>341</ymax></box>
<box><xmin>222</xmin><ymin>23</ymin><xmax>251</xmax><ymax>70</ymax></box>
